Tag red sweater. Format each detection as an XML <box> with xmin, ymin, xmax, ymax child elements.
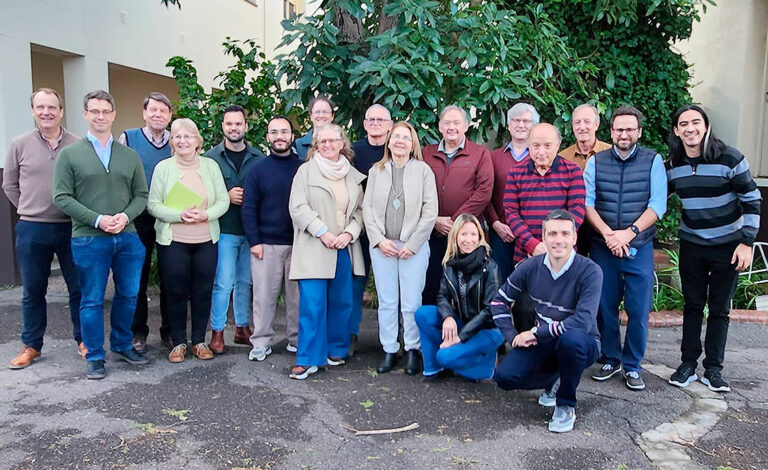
<box><xmin>422</xmin><ymin>139</ymin><xmax>493</xmax><ymax>220</ymax></box>
<box><xmin>503</xmin><ymin>156</ymin><xmax>585</xmax><ymax>263</ymax></box>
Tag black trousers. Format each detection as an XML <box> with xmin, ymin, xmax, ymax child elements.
<box><xmin>678</xmin><ymin>239</ymin><xmax>739</xmax><ymax>372</ymax></box>
<box><xmin>422</xmin><ymin>235</ymin><xmax>448</xmax><ymax>306</ymax></box>
<box><xmin>131</xmin><ymin>212</ymin><xmax>170</xmax><ymax>339</ymax></box>
<box><xmin>158</xmin><ymin>240</ymin><xmax>218</xmax><ymax>346</ymax></box>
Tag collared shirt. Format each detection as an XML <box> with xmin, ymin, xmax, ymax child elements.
<box><xmin>559</xmin><ymin>139</ymin><xmax>612</xmax><ymax>170</ymax></box>
<box><xmin>117</xmin><ymin>126</ymin><xmax>170</xmax><ymax>147</ymax></box>
<box><xmin>86</xmin><ymin>132</ymin><xmax>114</xmax><ymax>170</ymax></box>
<box><xmin>438</xmin><ymin>137</ymin><xmax>466</xmax><ymax>163</ymax></box>
<box><xmin>504</xmin><ymin>142</ymin><xmax>529</xmax><ymax>162</ymax></box>
<box><xmin>37</xmin><ymin>127</ymin><xmax>66</xmax><ymax>151</ymax></box>
<box><xmin>543</xmin><ymin>248</ymin><xmax>576</xmax><ymax>280</ymax></box>
<box><xmin>583</xmin><ymin>144</ymin><xmax>668</xmax><ymax>219</ymax></box>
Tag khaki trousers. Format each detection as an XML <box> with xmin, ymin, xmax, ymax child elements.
<box><xmin>249</xmin><ymin>244</ymin><xmax>299</xmax><ymax>349</ymax></box>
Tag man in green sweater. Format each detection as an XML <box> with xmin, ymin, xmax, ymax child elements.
<box><xmin>52</xmin><ymin>90</ymin><xmax>149</xmax><ymax>380</ymax></box>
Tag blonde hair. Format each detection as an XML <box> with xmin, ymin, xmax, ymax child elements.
<box><xmin>308</xmin><ymin>124</ymin><xmax>354</xmax><ymax>162</ymax></box>
<box><xmin>170</xmin><ymin>118</ymin><xmax>204</xmax><ymax>155</ymax></box>
<box><xmin>442</xmin><ymin>214</ymin><xmax>491</xmax><ymax>264</ymax></box>
<box><xmin>374</xmin><ymin>121</ymin><xmax>423</xmax><ymax>169</ymax></box>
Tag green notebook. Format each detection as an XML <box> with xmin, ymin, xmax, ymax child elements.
<box><xmin>163</xmin><ymin>181</ymin><xmax>204</xmax><ymax>211</ymax></box>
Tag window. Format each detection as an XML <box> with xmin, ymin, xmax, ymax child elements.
<box><xmin>284</xmin><ymin>0</ymin><xmax>296</xmax><ymax>19</ymax></box>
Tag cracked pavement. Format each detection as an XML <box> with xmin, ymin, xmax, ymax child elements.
<box><xmin>1</xmin><ymin>276</ymin><xmax>767</xmax><ymax>469</ymax></box>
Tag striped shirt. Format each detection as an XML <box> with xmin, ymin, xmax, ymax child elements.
<box><xmin>667</xmin><ymin>146</ymin><xmax>761</xmax><ymax>246</ymax></box>
<box><xmin>503</xmin><ymin>156</ymin><xmax>586</xmax><ymax>263</ymax></box>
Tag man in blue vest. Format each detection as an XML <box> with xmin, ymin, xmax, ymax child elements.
<box><xmin>583</xmin><ymin>105</ymin><xmax>667</xmax><ymax>391</ymax></box>
<box><xmin>118</xmin><ymin>92</ymin><xmax>172</xmax><ymax>353</ymax></box>
<box><xmin>206</xmin><ymin>105</ymin><xmax>265</xmax><ymax>353</ymax></box>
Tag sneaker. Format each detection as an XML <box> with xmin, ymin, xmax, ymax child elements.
<box><xmin>86</xmin><ymin>360</ymin><xmax>106</xmax><ymax>380</ymax></box>
<box><xmin>592</xmin><ymin>363</ymin><xmax>622</xmax><ymax>381</ymax></box>
<box><xmin>548</xmin><ymin>405</ymin><xmax>576</xmax><ymax>433</ymax></box>
<box><xmin>131</xmin><ymin>335</ymin><xmax>147</xmax><ymax>353</ymax></box>
<box><xmin>625</xmin><ymin>371</ymin><xmax>646</xmax><ymax>390</ymax></box>
<box><xmin>538</xmin><ymin>379</ymin><xmax>560</xmax><ymax>407</ymax></box>
<box><xmin>701</xmin><ymin>370</ymin><xmax>731</xmax><ymax>393</ymax></box>
<box><xmin>113</xmin><ymin>348</ymin><xmax>149</xmax><ymax>365</ymax></box>
<box><xmin>668</xmin><ymin>363</ymin><xmax>698</xmax><ymax>388</ymax></box>
<box><xmin>286</xmin><ymin>343</ymin><xmax>298</xmax><ymax>353</ymax></box>
<box><xmin>327</xmin><ymin>356</ymin><xmax>345</xmax><ymax>366</ymax></box>
<box><xmin>289</xmin><ymin>365</ymin><xmax>318</xmax><ymax>380</ymax></box>
<box><xmin>248</xmin><ymin>346</ymin><xmax>272</xmax><ymax>362</ymax></box>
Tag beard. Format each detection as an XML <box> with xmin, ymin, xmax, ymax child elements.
<box><xmin>226</xmin><ymin>133</ymin><xmax>245</xmax><ymax>144</ymax></box>
<box><xmin>269</xmin><ymin>140</ymin><xmax>291</xmax><ymax>154</ymax></box>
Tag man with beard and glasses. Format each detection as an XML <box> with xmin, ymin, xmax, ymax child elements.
<box><xmin>205</xmin><ymin>105</ymin><xmax>265</xmax><ymax>353</ymax></box>
<box><xmin>241</xmin><ymin>116</ymin><xmax>302</xmax><ymax>360</ymax></box>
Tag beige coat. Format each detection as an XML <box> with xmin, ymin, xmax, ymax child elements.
<box><xmin>288</xmin><ymin>158</ymin><xmax>366</xmax><ymax>280</ymax></box>
<box><xmin>362</xmin><ymin>160</ymin><xmax>438</xmax><ymax>253</ymax></box>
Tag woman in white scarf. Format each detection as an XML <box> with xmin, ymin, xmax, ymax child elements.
<box><xmin>287</xmin><ymin>124</ymin><xmax>366</xmax><ymax>379</ymax></box>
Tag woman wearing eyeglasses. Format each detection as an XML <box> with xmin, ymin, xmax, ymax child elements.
<box><xmin>288</xmin><ymin>124</ymin><xmax>366</xmax><ymax>379</ymax></box>
<box><xmin>362</xmin><ymin>121</ymin><xmax>438</xmax><ymax>375</ymax></box>
<box><xmin>147</xmin><ymin>118</ymin><xmax>230</xmax><ymax>363</ymax></box>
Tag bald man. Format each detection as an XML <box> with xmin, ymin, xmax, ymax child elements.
<box><xmin>503</xmin><ymin>123</ymin><xmax>586</xmax><ymax>265</ymax></box>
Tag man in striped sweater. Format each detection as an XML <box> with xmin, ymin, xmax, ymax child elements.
<box><xmin>503</xmin><ymin>123</ymin><xmax>586</xmax><ymax>265</ymax></box>
<box><xmin>492</xmin><ymin>209</ymin><xmax>603</xmax><ymax>433</ymax></box>
<box><xmin>667</xmin><ymin>104</ymin><xmax>761</xmax><ymax>393</ymax></box>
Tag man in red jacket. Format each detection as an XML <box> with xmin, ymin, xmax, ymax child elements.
<box><xmin>421</xmin><ymin>105</ymin><xmax>493</xmax><ymax>305</ymax></box>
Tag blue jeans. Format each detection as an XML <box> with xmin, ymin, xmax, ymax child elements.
<box><xmin>210</xmin><ymin>234</ymin><xmax>252</xmax><ymax>331</ymax></box>
<box><xmin>16</xmin><ymin>220</ymin><xmax>81</xmax><ymax>350</ymax></box>
<box><xmin>494</xmin><ymin>329</ymin><xmax>599</xmax><ymax>407</ymax></box>
<box><xmin>590</xmin><ymin>241</ymin><xmax>654</xmax><ymax>373</ymax></box>
<box><xmin>297</xmin><ymin>250</ymin><xmax>353</xmax><ymax>367</ymax></box>
<box><xmin>415</xmin><ymin>305</ymin><xmax>504</xmax><ymax>380</ymax></box>
<box><xmin>349</xmin><ymin>232</ymin><xmax>371</xmax><ymax>337</ymax></box>
<box><xmin>488</xmin><ymin>230</ymin><xmax>515</xmax><ymax>280</ymax></box>
<box><xmin>71</xmin><ymin>232</ymin><xmax>145</xmax><ymax>361</ymax></box>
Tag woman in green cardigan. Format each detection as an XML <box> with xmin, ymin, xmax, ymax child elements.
<box><xmin>147</xmin><ymin>118</ymin><xmax>229</xmax><ymax>363</ymax></box>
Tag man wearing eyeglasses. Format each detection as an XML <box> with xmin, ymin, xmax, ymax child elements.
<box><xmin>205</xmin><ymin>105</ymin><xmax>265</xmax><ymax>354</ymax></box>
<box><xmin>583</xmin><ymin>105</ymin><xmax>667</xmax><ymax>391</ymax></box>
<box><xmin>295</xmin><ymin>96</ymin><xmax>335</xmax><ymax>160</ymax></box>
<box><xmin>485</xmin><ymin>103</ymin><xmax>540</xmax><ymax>279</ymax></box>
<box><xmin>349</xmin><ymin>104</ymin><xmax>393</xmax><ymax>355</ymax></box>
<box><xmin>242</xmin><ymin>116</ymin><xmax>302</xmax><ymax>361</ymax></box>
<box><xmin>53</xmin><ymin>90</ymin><xmax>149</xmax><ymax>379</ymax></box>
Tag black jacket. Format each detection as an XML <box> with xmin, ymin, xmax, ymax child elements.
<box><xmin>437</xmin><ymin>256</ymin><xmax>500</xmax><ymax>342</ymax></box>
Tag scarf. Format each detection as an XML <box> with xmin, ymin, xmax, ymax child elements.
<box><xmin>447</xmin><ymin>246</ymin><xmax>487</xmax><ymax>276</ymax></box>
<box><xmin>314</xmin><ymin>153</ymin><xmax>351</xmax><ymax>181</ymax></box>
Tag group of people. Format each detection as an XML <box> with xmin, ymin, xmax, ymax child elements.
<box><xmin>3</xmin><ymin>87</ymin><xmax>760</xmax><ymax>434</ymax></box>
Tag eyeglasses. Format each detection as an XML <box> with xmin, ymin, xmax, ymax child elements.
<box><xmin>172</xmin><ymin>134</ymin><xmax>197</xmax><ymax>141</ymax></box>
<box><xmin>268</xmin><ymin>129</ymin><xmax>292</xmax><ymax>136</ymax></box>
<box><xmin>86</xmin><ymin>109</ymin><xmax>114</xmax><ymax>117</ymax></box>
<box><xmin>510</xmin><ymin>118</ymin><xmax>533</xmax><ymax>126</ymax></box>
<box><xmin>311</xmin><ymin>109</ymin><xmax>333</xmax><ymax>116</ymax></box>
<box><xmin>317</xmin><ymin>138</ymin><xmax>342</xmax><ymax>146</ymax></box>
<box><xmin>365</xmin><ymin>118</ymin><xmax>391</xmax><ymax>124</ymax></box>
<box><xmin>611</xmin><ymin>127</ymin><xmax>639</xmax><ymax>135</ymax></box>
<box><xmin>390</xmin><ymin>134</ymin><xmax>412</xmax><ymax>142</ymax></box>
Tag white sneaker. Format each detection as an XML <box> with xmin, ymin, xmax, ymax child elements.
<box><xmin>248</xmin><ymin>346</ymin><xmax>272</xmax><ymax>362</ymax></box>
<box><xmin>286</xmin><ymin>343</ymin><xmax>298</xmax><ymax>353</ymax></box>
<box><xmin>548</xmin><ymin>405</ymin><xmax>576</xmax><ymax>433</ymax></box>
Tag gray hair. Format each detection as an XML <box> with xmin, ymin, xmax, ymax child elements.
<box><xmin>439</xmin><ymin>104</ymin><xmax>470</xmax><ymax>124</ymax></box>
<box><xmin>572</xmin><ymin>103</ymin><xmax>600</xmax><ymax>124</ymax></box>
<box><xmin>365</xmin><ymin>103</ymin><xmax>391</xmax><ymax>120</ymax></box>
<box><xmin>507</xmin><ymin>103</ymin><xmax>540</xmax><ymax>124</ymax></box>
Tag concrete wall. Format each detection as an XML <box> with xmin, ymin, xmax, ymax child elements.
<box><xmin>678</xmin><ymin>0</ymin><xmax>768</xmax><ymax>176</ymax></box>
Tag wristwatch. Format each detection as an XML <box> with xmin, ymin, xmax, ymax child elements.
<box><xmin>529</xmin><ymin>326</ymin><xmax>538</xmax><ymax>337</ymax></box>
<box><xmin>629</xmin><ymin>225</ymin><xmax>640</xmax><ymax>235</ymax></box>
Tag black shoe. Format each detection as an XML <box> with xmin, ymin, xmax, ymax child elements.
<box><xmin>423</xmin><ymin>369</ymin><xmax>452</xmax><ymax>382</ymax></box>
<box><xmin>131</xmin><ymin>335</ymin><xmax>147</xmax><ymax>353</ymax></box>
<box><xmin>669</xmin><ymin>363</ymin><xmax>698</xmax><ymax>388</ymax></box>
<box><xmin>377</xmin><ymin>353</ymin><xmax>398</xmax><ymax>373</ymax></box>
<box><xmin>113</xmin><ymin>348</ymin><xmax>149</xmax><ymax>365</ymax></box>
<box><xmin>86</xmin><ymin>360</ymin><xmax>106</xmax><ymax>380</ymax></box>
<box><xmin>701</xmin><ymin>369</ymin><xmax>731</xmax><ymax>393</ymax></box>
<box><xmin>160</xmin><ymin>333</ymin><xmax>173</xmax><ymax>349</ymax></box>
<box><xmin>404</xmin><ymin>350</ymin><xmax>422</xmax><ymax>376</ymax></box>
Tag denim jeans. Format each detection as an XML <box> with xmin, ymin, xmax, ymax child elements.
<box><xmin>488</xmin><ymin>230</ymin><xmax>515</xmax><ymax>281</ymax></box>
<box><xmin>71</xmin><ymin>232</ymin><xmax>145</xmax><ymax>361</ymax></box>
<box><xmin>15</xmin><ymin>220</ymin><xmax>81</xmax><ymax>350</ymax></box>
<box><xmin>349</xmin><ymin>232</ymin><xmax>371</xmax><ymax>337</ymax></box>
<box><xmin>370</xmin><ymin>241</ymin><xmax>429</xmax><ymax>353</ymax></box>
<box><xmin>296</xmin><ymin>250</ymin><xmax>353</xmax><ymax>367</ymax></box>
<box><xmin>415</xmin><ymin>305</ymin><xmax>504</xmax><ymax>380</ymax></box>
<box><xmin>210</xmin><ymin>234</ymin><xmax>252</xmax><ymax>331</ymax></box>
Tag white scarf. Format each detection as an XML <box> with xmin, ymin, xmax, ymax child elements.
<box><xmin>314</xmin><ymin>153</ymin><xmax>351</xmax><ymax>181</ymax></box>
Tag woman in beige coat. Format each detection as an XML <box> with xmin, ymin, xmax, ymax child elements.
<box><xmin>362</xmin><ymin>121</ymin><xmax>437</xmax><ymax>375</ymax></box>
<box><xmin>288</xmin><ymin>124</ymin><xmax>366</xmax><ymax>379</ymax></box>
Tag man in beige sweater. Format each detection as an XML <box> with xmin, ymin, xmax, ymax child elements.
<box><xmin>2</xmin><ymin>88</ymin><xmax>84</xmax><ymax>369</ymax></box>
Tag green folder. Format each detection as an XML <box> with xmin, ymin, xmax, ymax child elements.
<box><xmin>163</xmin><ymin>181</ymin><xmax>204</xmax><ymax>211</ymax></box>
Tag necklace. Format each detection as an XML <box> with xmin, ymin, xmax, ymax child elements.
<box><xmin>390</xmin><ymin>160</ymin><xmax>408</xmax><ymax>210</ymax></box>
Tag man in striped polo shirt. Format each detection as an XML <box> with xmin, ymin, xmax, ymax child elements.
<box><xmin>503</xmin><ymin>123</ymin><xmax>586</xmax><ymax>266</ymax></box>
<box><xmin>667</xmin><ymin>104</ymin><xmax>761</xmax><ymax>393</ymax></box>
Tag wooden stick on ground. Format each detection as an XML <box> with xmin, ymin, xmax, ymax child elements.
<box><xmin>341</xmin><ymin>422</ymin><xmax>420</xmax><ymax>436</ymax></box>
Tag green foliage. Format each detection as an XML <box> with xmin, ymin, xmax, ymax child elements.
<box><xmin>653</xmin><ymin>249</ymin><xmax>685</xmax><ymax>311</ymax></box>
<box><xmin>656</xmin><ymin>194</ymin><xmax>682</xmax><ymax>245</ymax></box>
<box><xmin>166</xmin><ymin>38</ymin><xmax>290</xmax><ymax>152</ymax></box>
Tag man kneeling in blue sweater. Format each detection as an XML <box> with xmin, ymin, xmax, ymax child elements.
<box><xmin>491</xmin><ymin>209</ymin><xmax>603</xmax><ymax>433</ymax></box>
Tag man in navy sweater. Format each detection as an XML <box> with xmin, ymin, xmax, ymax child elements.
<box><xmin>241</xmin><ymin>116</ymin><xmax>303</xmax><ymax>361</ymax></box>
<box><xmin>492</xmin><ymin>209</ymin><xmax>603</xmax><ymax>433</ymax></box>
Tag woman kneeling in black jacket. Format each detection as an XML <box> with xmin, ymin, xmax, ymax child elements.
<box><xmin>414</xmin><ymin>214</ymin><xmax>505</xmax><ymax>380</ymax></box>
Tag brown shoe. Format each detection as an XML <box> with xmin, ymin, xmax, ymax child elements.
<box><xmin>191</xmin><ymin>343</ymin><xmax>214</xmax><ymax>360</ymax></box>
<box><xmin>234</xmin><ymin>326</ymin><xmax>252</xmax><ymax>345</ymax></box>
<box><xmin>168</xmin><ymin>344</ymin><xmax>187</xmax><ymax>363</ymax></box>
<box><xmin>78</xmin><ymin>342</ymin><xmax>88</xmax><ymax>360</ymax></box>
<box><xmin>9</xmin><ymin>345</ymin><xmax>41</xmax><ymax>369</ymax></box>
<box><xmin>209</xmin><ymin>330</ymin><xmax>225</xmax><ymax>354</ymax></box>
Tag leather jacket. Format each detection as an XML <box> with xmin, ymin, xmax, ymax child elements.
<box><xmin>436</xmin><ymin>256</ymin><xmax>500</xmax><ymax>342</ymax></box>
